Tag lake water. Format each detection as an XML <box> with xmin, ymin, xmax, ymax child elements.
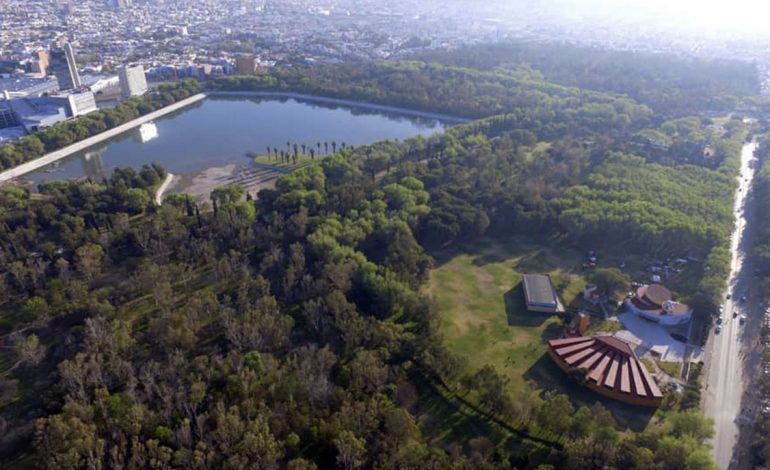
<box><xmin>23</xmin><ymin>96</ymin><xmax>447</xmax><ymax>185</ymax></box>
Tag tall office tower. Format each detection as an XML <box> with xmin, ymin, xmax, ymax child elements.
<box><xmin>118</xmin><ymin>65</ymin><xmax>148</xmax><ymax>98</ymax></box>
<box><xmin>50</xmin><ymin>43</ymin><xmax>82</xmax><ymax>91</ymax></box>
<box><xmin>32</xmin><ymin>49</ymin><xmax>50</xmax><ymax>76</ymax></box>
<box><xmin>235</xmin><ymin>54</ymin><xmax>256</xmax><ymax>75</ymax></box>
<box><xmin>112</xmin><ymin>0</ymin><xmax>133</xmax><ymax>9</ymax></box>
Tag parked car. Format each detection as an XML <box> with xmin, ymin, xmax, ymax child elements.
<box><xmin>740</xmin><ymin>315</ymin><xmax>747</xmax><ymax>324</ymax></box>
<box><xmin>741</xmin><ymin>295</ymin><xmax>747</xmax><ymax>302</ymax></box>
<box><xmin>717</xmin><ymin>315</ymin><xmax>724</xmax><ymax>324</ymax></box>
<box><xmin>716</xmin><ymin>325</ymin><xmax>723</xmax><ymax>334</ymax></box>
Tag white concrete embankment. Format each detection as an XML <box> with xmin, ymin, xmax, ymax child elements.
<box><xmin>0</xmin><ymin>90</ymin><xmax>466</xmax><ymax>184</ymax></box>
<box><xmin>0</xmin><ymin>93</ymin><xmax>207</xmax><ymax>184</ymax></box>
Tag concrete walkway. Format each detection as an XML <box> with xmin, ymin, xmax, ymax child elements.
<box><xmin>0</xmin><ymin>93</ymin><xmax>206</xmax><ymax>184</ymax></box>
<box><xmin>155</xmin><ymin>172</ymin><xmax>174</xmax><ymax>205</ymax></box>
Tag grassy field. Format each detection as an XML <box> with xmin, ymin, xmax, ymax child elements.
<box><xmin>424</xmin><ymin>236</ymin><xmax>665</xmax><ymax>431</ymax></box>
<box><xmin>253</xmin><ymin>153</ymin><xmax>325</xmax><ymax>171</ymax></box>
<box><xmin>425</xmin><ymin>236</ymin><xmax>588</xmax><ymax>396</ymax></box>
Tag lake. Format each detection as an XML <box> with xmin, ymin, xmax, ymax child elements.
<box><xmin>22</xmin><ymin>96</ymin><xmax>448</xmax><ymax>190</ymax></box>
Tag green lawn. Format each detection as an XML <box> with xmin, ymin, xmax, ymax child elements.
<box><xmin>253</xmin><ymin>153</ymin><xmax>324</xmax><ymax>171</ymax></box>
<box><xmin>425</xmin><ymin>237</ymin><xmax>587</xmax><ymax>396</ymax></box>
<box><xmin>658</xmin><ymin>361</ymin><xmax>683</xmax><ymax>379</ymax></box>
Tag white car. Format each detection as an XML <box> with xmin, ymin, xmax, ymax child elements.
<box><xmin>740</xmin><ymin>315</ymin><xmax>747</xmax><ymax>324</ymax></box>
<box><xmin>716</xmin><ymin>325</ymin><xmax>723</xmax><ymax>334</ymax></box>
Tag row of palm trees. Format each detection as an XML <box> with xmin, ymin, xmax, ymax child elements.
<box><xmin>264</xmin><ymin>140</ymin><xmax>352</xmax><ymax>164</ymax></box>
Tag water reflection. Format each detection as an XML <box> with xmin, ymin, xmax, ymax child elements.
<box><xmin>135</xmin><ymin>122</ymin><xmax>159</xmax><ymax>144</ymax></box>
<box><xmin>81</xmin><ymin>149</ymin><xmax>105</xmax><ymax>179</ymax></box>
<box><xmin>24</xmin><ymin>97</ymin><xmax>449</xmax><ymax>185</ymax></box>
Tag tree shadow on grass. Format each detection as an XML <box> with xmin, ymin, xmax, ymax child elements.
<box><xmin>505</xmin><ymin>284</ymin><xmax>550</xmax><ymax>328</ymax></box>
<box><xmin>541</xmin><ymin>321</ymin><xmax>563</xmax><ymax>342</ymax></box>
<box><xmin>523</xmin><ymin>354</ymin><xmax>656</xmax><ymax>432</ymax></box>
<box><xmin>471</xmin><ymin>250</ymin><xmax>511</xmax><ymax>267</ymax></box>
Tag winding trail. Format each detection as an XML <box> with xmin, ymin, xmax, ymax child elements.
<box><xmin>155</xmin><ymin>172</ymin><xmax>175</xmax><ymax>205</ymax></box>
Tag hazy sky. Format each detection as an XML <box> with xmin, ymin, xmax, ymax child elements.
<box><xmin>591</xmin><ymin>0</ymin><xmax>770</xmax><ymax>34</ymax></box>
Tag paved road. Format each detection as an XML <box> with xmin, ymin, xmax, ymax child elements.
<box><xmin>703</xmin><ymin>141</ymin><xmax>759</xmax><ymax>469</ymax></box>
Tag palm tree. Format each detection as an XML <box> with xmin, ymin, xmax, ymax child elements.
<box><xmin>317</xmin><ymin>141</ymin><xmax>321</xmax><ymax>154</ymax></box>
<box><xmin>310</xmin><ymin>148</ymin><xmax>315</xmax><ymax>160</ymax></box>
<box><xmin>301</xmin><ymin>144</ymin><xmax>306</xmax><ymax>155</ymax></box>
<box><xmin>332</xmin><ymin>141</ymin><xmax>337</xmax><ymax>153</ymax></box>
<box><xmin>324</xmin><ymin>141</ymin><xmax>329</xmax><ymax>154</ymax></box>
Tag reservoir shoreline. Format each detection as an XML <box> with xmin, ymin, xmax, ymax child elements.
<box><xmin>0</xmin><ymin>93</ymin><xmax>207</xmax><ymax>184</ymax></box>
<box><xmin>0</xmin><ymin>91</ymin><xmax>459</xmax><ymax>184</ymax></box>
<box><xmin>207</xmin><ymin>91</ymin><xmax>471</xmax><ymax>124</ymax></box>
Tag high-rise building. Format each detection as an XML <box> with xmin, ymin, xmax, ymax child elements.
<box><xmin>112</xmin><ymin>0</ymin><xmax>133</xmax><ymax>9</ymax></box>
<box><xmin>118</xmin><ymin>65</ymin><xmax>148</xmax><ymax>98</ymax></box>
<box><xmin>235</xmin><ymin>54</ymin><xmax>256</xmax><ymax>75</ymax></box>
<box><xmin>50</xmin><ymin>43</ymin><xmax>81</xmax><ymax>91</ymax></box>
<box><xmin>32</xmin><ymin>49</ymin><xmax>49</xmax><ymax>76</ymax></box>
<box><xmin>0</xmin><ymin>105</ymin><xmax>18</xmax><ymax>130</ymax></box>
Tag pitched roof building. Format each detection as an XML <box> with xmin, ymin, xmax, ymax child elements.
<box><xmin>547</xmin><ymin>335</ymin><xmax>663</xmax><ymax>407</ymax></box>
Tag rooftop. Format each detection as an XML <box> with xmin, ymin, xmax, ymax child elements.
<box><xmin>547</xmin><ymin>335</ymin><xmax>663</xmax><ymax>406</ymax></box>
<box><xmin>522</xmin><ymin>274</ymin><xmax>558</xmax><ymax>308</ymax></box>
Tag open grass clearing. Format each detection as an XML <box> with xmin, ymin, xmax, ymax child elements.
<box><xmin>425</xmin><ymin>236</ymin><xmax>588</xmax><ymax>397</ymax></box>
<box><xmin>425</xmin><ymin>236</ymin><xmax>662</xmax><ymax>431</ymax></box>
<box><xmin>253</xmin><ymin>153</ymin><xmax>325</xmax><ymax>171</ymax></box>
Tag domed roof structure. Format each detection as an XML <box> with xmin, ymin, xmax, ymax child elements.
<box><xmin>547</xmin><ymin>335</ymin><xmax>663</xmax><ymax>407</ymax></box>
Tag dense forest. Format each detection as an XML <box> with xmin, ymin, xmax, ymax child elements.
<box><xmin>0</xmin><ymin>49</ymin><xmax>756</xmax><ymax>468</ymax></box>
<box><xmin>412</xmin><ymin>42</ymin><xmax>759</xmax><ymax>118</ymax></box>
<box><xmin>210</xmin><ymin>61</ymin><xmax>653</xmax><ymax>128</ymax></box>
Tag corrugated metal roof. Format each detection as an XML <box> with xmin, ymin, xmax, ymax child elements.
<box><xmin>522</xmin><ymin>274</ymin><xmax>557</xmax><ymax>307</ymax></box>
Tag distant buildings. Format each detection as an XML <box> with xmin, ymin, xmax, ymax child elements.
<box><xmin>31</xmin><ymin>49</ymin><xmax>49</xmax><ymax>76</ymax></box>
<box><xmin>0</xmin><ymin>103</ymin><xmax>18</xmax><ymax>129</ymax></box>
<box><xmin>522</xmin><ymin>274</ymin><xmax>564</xmax><ymax>313</ymax></box>
<box><xmin>112</xmin><ymin>0</ymin><xmax>133</xmax><ymax>10</ymax></box>
<box><xmin>235</xmin><ymin>54</ymin><xmax>256</xmax><ymax>75</ymax></box>
<box><xmin>8</xmin><ymin>92</ymin><xmax>96</xmax><ymax>133</ymax></box>
<box><xmin>118</xmin><ymin>65</ymin><xmax>148</xmax><ymax>98</ymax></box>
<box><xmin>624</xmin><ymin>284</ymin><xmax>692</xmax><ymax>326</ymax></box>
<box><xmin>50</xmin><ymin>43</ymin><xmax>82</xmax><ymax>92</ymax></box>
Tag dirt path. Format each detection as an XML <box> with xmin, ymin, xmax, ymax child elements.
<box><xmin>155</xmin><ymin>172</ymin><xmax>175</xmax><ymax>205</ymax></box>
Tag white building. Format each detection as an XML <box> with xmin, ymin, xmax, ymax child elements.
<box><xmin>119</xmin><ymin>65</ymin><xmax>148</xmax><ymax>98</ymax></box>
<box><xmin>624</xmin><ymin>284</ymin><xmax>693</xmax><ymax>326</ymax></box>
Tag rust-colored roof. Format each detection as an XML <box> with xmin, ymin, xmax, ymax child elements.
<box><xmin>547</xmin><ymin>335</ymin><xmax>663</xmax><ymax>404</ymax></box>
<box><xmin>640</xmin><ymin>284</ymin><xmax>672</xmax><ymax>307</ymax></box>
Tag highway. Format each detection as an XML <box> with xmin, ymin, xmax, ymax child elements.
<box><xmin>703</xmin><ymin>140</ymin><xmax>759</xmax><ymax>469</ymax></box>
